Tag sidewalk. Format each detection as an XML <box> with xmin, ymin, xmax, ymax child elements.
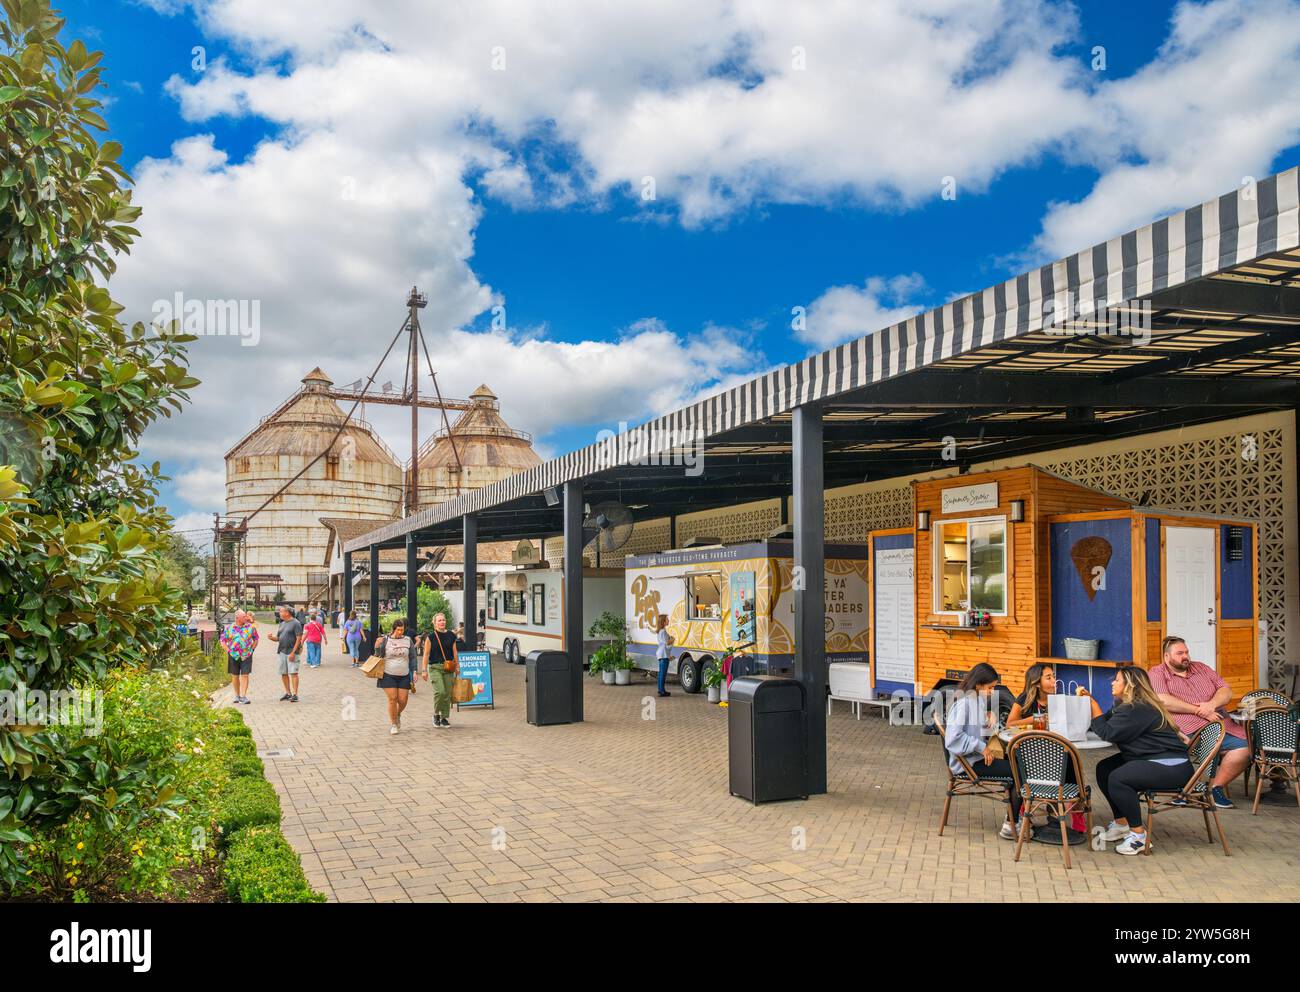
<box><xmin>224</xmin><ymin>624</ymin><xmax>1300</xmax><ymax>902</ymax></box>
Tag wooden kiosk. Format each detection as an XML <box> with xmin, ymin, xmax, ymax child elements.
<box><xmin>867</xmin><ymin>466</ymin><xmax>1260</xmax><ymax>709</ymax></box>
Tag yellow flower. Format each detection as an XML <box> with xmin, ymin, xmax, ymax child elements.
<box><xmin>76</xmin><ymin>842</ymin><xmax>84</xmax><ymax>850</ymax></box>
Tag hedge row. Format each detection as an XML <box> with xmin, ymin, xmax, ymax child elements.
<box><xmin>213</xmin><ymin>711</ymin><xmax>325</xmax><ymax>903</ymax></box>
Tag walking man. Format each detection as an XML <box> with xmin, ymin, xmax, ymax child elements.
<box><xmin>275</xmin><ymin>605</ymin><xmax>305</xmax><ymax>702</ymax></box>
<box><xmin>1149</xmin><ymin>635</ymin><xmax>1250</xmax><ymax>808</ymax></box>
<box><xmin>220</xmin><ymin>610</ymin><xmax>259</xmax><ymax>705</ymax></box>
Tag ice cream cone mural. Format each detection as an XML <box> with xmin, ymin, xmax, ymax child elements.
<box><xmin>1070</xmin><ymin>536</ymin><xmax>1112</xmax><ymax>601</ymax></box>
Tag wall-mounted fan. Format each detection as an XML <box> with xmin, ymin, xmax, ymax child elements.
<box><xmin>582</xmin><ymin>501</ymin><xmax>635</xmax><ymax>554</ymax></box>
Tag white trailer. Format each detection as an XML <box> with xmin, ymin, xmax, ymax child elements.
<box><xmin>486</xmin><ymin>566</ymin><xmax>624</xmax><ymax>664</ymax></box>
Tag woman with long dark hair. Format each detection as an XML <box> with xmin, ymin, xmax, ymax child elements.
<box><xmin>1007</xmin><ymin>662</ymin><xmax>1055</xmax><ymax>728</ymax></box>
<box><xmin>942</xmin><ymin>662</ymin><xmax>1021</xmax><ymax>839</ymax></box>
<box><xmin>1082</xmin><ymin>666</ymin><xmax>1191</xmax><ymax>855</ymax></box>
<box><xmin>375</xmin><ymin>619</ymin><xmax>416</xmax><ymax>735</ymax></box>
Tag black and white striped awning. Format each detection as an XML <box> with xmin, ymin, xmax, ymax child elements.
<box><xmin>346</xmin><ymin>167</ymin><xmax>1300</xmax><ymax>553</ymax></box>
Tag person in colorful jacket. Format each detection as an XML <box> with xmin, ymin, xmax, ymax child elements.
<box><xmin>303</xmin><ymin>612</ymin><xmax>328</xmax><ymax>668</ymax></box>
<box><xmin>220</xmin><ymin>610</ymin><xmax>259</xmax><ymax>705</ymax></box>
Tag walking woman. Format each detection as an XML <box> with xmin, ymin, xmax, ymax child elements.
<box><xmin>1081</xmin><ymin>666</ymin><xmax>1192</xmax><ymax>855</ymax></box>
<box><xmin>376</xmin><ymin>619</ymin><xmax>416</xmax><ymax>735</ymax></box>
<box><xmin>943</xmin><ymin>662</ymin><xmax>1021</xmax><ymax>839</ymax></box>
<box><xmin>421</xmin><ymin>612</ymin><xmax>459</xmax><ymax>729</ymax></box>
<box><xmin>344</xmin><ymin>609</ymin><xmax>364</xmax><ymax>667</ymax></box>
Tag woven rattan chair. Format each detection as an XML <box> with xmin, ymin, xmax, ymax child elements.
<box><xmin>934</xmin><ymin>714</ymin><xmax>1015</xmax><ymax>836</ymax></box>
<box><xmin>1140</xmin><ymin>721</ymin><xmax>1230</xmax><ymax>856</ymax></box>
<box><xmin>1239</xmin><ymin>691</ymin><xmax>1293</xmax><ymax>797</ymax></box>
<box><xmin>1006</xmin><ymin>731</ymin><xmax>1091</xmax><ymax>869</ymax></box>
<box><xmin>1250</xmin><ymin>702</ymin><xmax>1300</xmax><ymax>814</ymax></box>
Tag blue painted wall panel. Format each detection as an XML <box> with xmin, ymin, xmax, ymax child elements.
<box><xmin>1145</xmin><ymin>517</ymin><xmax>1161</xmax><ymax>623</ymax></box>
<box><xmin>1220</xmin><ymin>525</ymin><xmax>1254</xmax><ymax>620</ymax></box>
<box><xmin>1050</xmin><ymin>519</ymin><xmax>1133</xmax><ymax>661</ymax></box>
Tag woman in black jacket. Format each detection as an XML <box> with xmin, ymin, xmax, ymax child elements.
<box><xmin>1080</xmin><ymin>666</ymin><xmax>1191</xmax><ymax>855</ymax></box>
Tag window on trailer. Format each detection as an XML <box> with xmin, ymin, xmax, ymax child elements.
<box><xmin>503</xmin><ymin>590</ymin><xmax>526</xmax><ymax>616</ymax></box>
<box><xmin>936</xmin><ymin>518</ymin><xmax>1007</xmax><ymax>614</ymax></box>
<box><xmin>687</xmin><ymin>573</ymin><xmax>722</xmax><ymax>620</ymax></box>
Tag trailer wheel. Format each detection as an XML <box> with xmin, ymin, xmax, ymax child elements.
<box><xmin>505</xmin><ymin>639</ymin><xmax>518</xmax><ymax>664</ymax></box>
<box><xmin>678</xmin><ymin>655</ymin><xmax>702</xmax><ymax>694</ymax></box>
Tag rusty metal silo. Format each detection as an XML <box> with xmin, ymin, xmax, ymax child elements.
<box><xmin>225</xmin><ymin>368</ymin><xmax>403</xmax><ymax>604</ymax></box>
<box><xmin>416</xmin><ymin>384</ymin><xmax>542</xmax><ymax>507</ymax></box>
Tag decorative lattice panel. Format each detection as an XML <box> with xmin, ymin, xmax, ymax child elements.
<box><xmin>826</xmin><ymin>486</ymin><xmax>914</xmax><ymax>542</ymax></box>
<box><xmin>678</xmin><ymin>503</ymin><xmax>782</xmax><ymax>547</ymax></box>
<box><xmin>1042</xmin><ymin>427</ymin><xmax>1290</xmax><ymax>688</ymax></box>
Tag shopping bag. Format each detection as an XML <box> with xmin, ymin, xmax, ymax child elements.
<box><xmin>359</xmin><ymin>654</ymin><xmax>385</xmax><ymax>679</ymax></box>
<box><xmin>451</xmin><ymin>677</ymin><xmax>476</xmax><ymax>704</ymax></box>
<box><xmin>1047</xmin><ymin>693</ymin><xmax>1090</xmax><ymax>741</ymax></box>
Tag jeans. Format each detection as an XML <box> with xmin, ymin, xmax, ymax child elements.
<box><xmin>657</xmin><ymin>658</ymin><xmax>669</xmax><ymax>694</ymax></box>
<box><xmin>346</xmin><ymin>635</ymin><xmax>362</xmax><ymax>659</ymax></box>
<box><xmin>306</xmin><ymin>641</ymin><xmax>321</xmax><ymax>667</ymax></box>
<box><xmin>1096</xmin><ymin>754</ymin><xmax>1192</xmax><ymax>826</ymax></box>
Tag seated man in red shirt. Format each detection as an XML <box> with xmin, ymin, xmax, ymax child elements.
<box><xmin>1148</xmin><ymin>635</ymin><xmax>1249</xmax><ymax>809</ymax></box>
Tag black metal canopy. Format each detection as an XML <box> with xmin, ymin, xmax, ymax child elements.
<box><xmin>346</xmin><ymin>168</ymin><xmax>1300</xmax><ymax>553</ymax></box>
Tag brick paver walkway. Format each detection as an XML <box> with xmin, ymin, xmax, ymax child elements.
<box><xmin>227</xmin><ymin>624</ymin><xmax>1300</xmax><ymax>902</ymax></box>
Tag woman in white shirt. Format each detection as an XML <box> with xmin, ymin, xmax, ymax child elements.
<box><xmin>655</xmin><ymin>614</ymin><xmax>673</xmax><ymax>697</ymax></box>
<box><xmin>375</xmin><ymin>619</ymin><xmax>415</xmax><ymax>734</ymax></box>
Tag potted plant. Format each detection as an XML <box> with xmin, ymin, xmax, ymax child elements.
<box><xmin>586</xmin><ymin>646</ymin><xmax>616</xmax><ymax>684</ymax></box>
<box><xmin>587</xmin><ymin>611</ymin><xmax>629</xmax><ymax>686</ymax></box>
<box><xmin>614</xmin><ymin>653</ymin><xmax>635</xmax><ymax>686</ymax></box>
<box><xmin>703</xmin><ymin>660</ymin><xmax>724</xmax><ymax>703</ymax></box>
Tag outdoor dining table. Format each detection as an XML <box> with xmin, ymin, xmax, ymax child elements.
<box><xmin>997</xmin><ymin>728</ymin><xmax>1117</xmax><ymax>845</ymax></box>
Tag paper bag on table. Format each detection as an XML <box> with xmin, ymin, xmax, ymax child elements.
<box><xmin>1047</xmin><ymin>693</ymin><xmax>1090</xmax><ymax>741</ymax></box>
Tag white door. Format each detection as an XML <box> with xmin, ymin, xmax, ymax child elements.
<box><xmin>1166</xmin><ymin>526</ymin><xmax>1217</xmax><ymax>670</ymax></box>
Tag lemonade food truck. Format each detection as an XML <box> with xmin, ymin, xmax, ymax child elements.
<box><xmin>623</xmin><ymin>540</ymin><xmax>871</xmax><ymax>693</ymax></box>
<box><xmin>485</xmin><ymin>565</ymin><xmax>624</xmax><ymax>664</ymax></box>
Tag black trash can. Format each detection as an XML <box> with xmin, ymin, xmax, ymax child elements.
<box><xmin>526</xmin><ymin>650</ymin><xmax>572</xmax><ymax>726</ymax></box>
<box><xmin>728</xmin><ymin>676</ymin><xmax>808</xmax><ymax>803</ymax></box>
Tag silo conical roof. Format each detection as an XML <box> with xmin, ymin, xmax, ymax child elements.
<box><xmin>226</xmin><ymin>368</ymin><xmax>400</xmax><ymax>465</ymax></box>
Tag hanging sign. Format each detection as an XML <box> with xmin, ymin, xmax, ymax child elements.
<box><xmin>940</xmin><ymin>482</ymin><xmax>999</xmax><ymax>514</ymax></box>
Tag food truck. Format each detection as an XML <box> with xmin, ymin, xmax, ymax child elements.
<box><xmin>867</xmin><ymin>465</ymin><xmax>1261</xmax><ymax>711</ymax></box>
<box><xmin>623</xmin><ymin>540</ymin><xmax>871</xmax><ymax>693</ymax></box>
<box><xmin>485</xmin><ymin>565</ymin><xmax>624</xmax><ymax>664</ymax></box>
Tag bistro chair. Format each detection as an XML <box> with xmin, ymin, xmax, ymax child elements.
<box><xmin>1238</xmin><ymin>690</ymin><xmax>1293</xmax><ymax>797</ymax></box>
<box><xmin>1249</xmin><ymin>703</ymin><xmax>1300</xmax><ymax>814</ymax></box>
<box><xmin>1140</xmin><ymin>721</ymin><xmax>1229</xmax><ymax>856</ymax></box>
<box><xmin>1006</xmin><ymin>731</ymin><xmax>1091</xmax><ymax>869</ymax></box>
<box><xmin>933</xmin><ymin>714</ymin><xmax>1016</xmax><ymax>837</ymax></box>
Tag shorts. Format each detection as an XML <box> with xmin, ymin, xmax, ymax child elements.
<box><xmin>1219</xmin><ymin>732</ymin><xmax>1248</xmax><ymax>752</ymax></box>
<box><xmin>227</xmin><ymin>655</ymin><xmax>253</xmax><ymax>676</ymax></box>
<box><xmin>278</xmin><ymin>651</ymin><xmax>300</xmax><ymax>676</ymax></box>
<box><xmin>377</xmin><ymin>671</ymin><xmax>411</xmax><ymax>689</ymax></box>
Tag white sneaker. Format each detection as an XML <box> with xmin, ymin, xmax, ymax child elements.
<box><xmin>999</xmin><ymin>821</ymin><xmax>1018</xmax><ymax>840</ymax></box>
<box><xmin>1101</xmin><ymin>821</ymin><xmax>1129</xmax><ymax>843</ymax></box>
<box><xmin>390</xmin><ymin>724</ymin><xmax>399</xmax><ymax>735</ymax></box>
<box><xmin>1115</xmin><ymin>832</ymin><xmax>1150</xmax><ymax>855</ymax></box>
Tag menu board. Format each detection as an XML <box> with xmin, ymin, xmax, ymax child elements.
<box><xmin>873</xmin><ymin>546</ymin><xmax>915</xmax><ymax>687</ymax></box>
<box><xmin>455</xmin><ymin>650</ymin><xmax>494</xmax><ymax>708</ymax></box>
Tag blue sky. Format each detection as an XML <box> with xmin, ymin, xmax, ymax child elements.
<box><xmin>51</xmin><ymin>1</ymin><xmax>1300</xmax><ymax>533</ymax></box>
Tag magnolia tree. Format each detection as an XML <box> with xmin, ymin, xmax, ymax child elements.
<box><xmin>0</xmin><ymin>0</ymin><xmax>199</xmax><ymax>884</ymax></box>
